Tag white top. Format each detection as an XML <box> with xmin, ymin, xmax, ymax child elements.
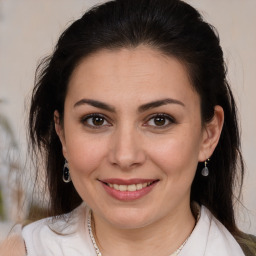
<box><xmin>21</xmin><ymin>203</ymin><xmax>245</xmax><ymax>256</ymax></box>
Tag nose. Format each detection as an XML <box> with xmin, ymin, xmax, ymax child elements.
<box><xmin>108</xmin><ymin>124</ymin><xmax>146</xmax><ymax>170</ymax></box>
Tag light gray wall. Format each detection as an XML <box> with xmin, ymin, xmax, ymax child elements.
<box><xmin>0</xmin><ymin>0</ymin><xmax>255</xmax><ymax>234</ymax></box>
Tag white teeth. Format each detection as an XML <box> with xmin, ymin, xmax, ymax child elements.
<box><xmin>127</xmin><ymin>184</ymin><xmax>137</xmax><ymax>192</ymax></box>
<box><xmin>107</xmin><ymin>182</ymin><xmax>153</xmax><ymax>191</ymax></box>
<box><xmin>136</xmin><ymin>183</ymin><xmax>143</xmax><ymax>190</ymax></box>
<box><xmin>113</xmin><ymin>184</ymin><xmax>119</xmax><ymax>190</ymax></box>
<box><xmin>119</xmin><ymin>185</ymin><xmax>127</xmax><ymax>191</ymax></box>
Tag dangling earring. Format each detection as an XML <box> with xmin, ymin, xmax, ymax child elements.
<box><xmin>63</xmin><ymin>160</ymin><xmax>71</xmax><ymax>183</ymax></box>
<box><xmin>201</xmin><ymin>159</ymin><xmax>210</xmax><ymax>177</ymax></box>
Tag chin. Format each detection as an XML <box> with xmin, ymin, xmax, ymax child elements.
<box><xmin>103</xmin><ymin>208</ymin><xmax>155</xmax><ymax>229</ymax></box>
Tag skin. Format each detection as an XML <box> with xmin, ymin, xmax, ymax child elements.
<box><xmin>55</xmin><ymin>45</ymin><xmax>224</xmax><ymax>256</ymax></box>
<box><xmin>0</xmin><ymin>235</ymin><xmax>26</xmax><ymax>256</ymax></box>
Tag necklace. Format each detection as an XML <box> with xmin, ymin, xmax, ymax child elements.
<box><xmin>87</xmin><ymin>210</ymin><xmax>191</xmax><ymax>256</ymax></box>
<box><xmin>88</xmin><ymin>210</ymin><xmax>102</xmax><ymax>256</ymax></box>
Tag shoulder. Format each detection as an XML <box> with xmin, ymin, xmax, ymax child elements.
<box><xmin>21</xmin><ymin>203</ymin><xmax>96</xmax><ymax>256</ymax></box>
<box><xmin>237</xmin><ymin>233</ymin><xmax>256</xmax><ymax>256</ymax></box>
<box><xmin>205</xmin><ymin>209</ymin><xmax>256</xmax><ymax>256</ymax></box>
<box><xmin>181</xmin><ymin>205</ymin><xmax>246</xmax><ymax>256</ymax></box>
<box><xmin>0</xmin><ymin>225</ymin><xmax>26</xmax><ymax>256</ymax></box>
<box><xmin>22</xmin><ymin>217</ymin><xmax>64</xmax><ymax>255</ymax></box>
<box><xmin>202</xmin><ymin>206</ymin><xmax>246</xmax><ymax>255</ymax></box>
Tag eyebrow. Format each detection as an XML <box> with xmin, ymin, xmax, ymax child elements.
<box><xmin>73</xmin><ymin>98</ymin><xmax>185</xmax><ymax>112</ymax></box>
<box><xmin>74</xmin><ymin>99</ymin><xmax>115</xmax><ymax>112</ymax></box>
<box><xmin>138</xmin><ymin>98</ymin><xmax>185</xmax><ymax>112</ymax></box>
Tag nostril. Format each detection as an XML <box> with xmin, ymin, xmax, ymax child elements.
<box><xmin>107</xmin><ymin>132</ymin><xmax>146</xmax><ymax>169</ymax></box>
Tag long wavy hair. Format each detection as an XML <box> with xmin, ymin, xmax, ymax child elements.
<box><xmin>28</xmin><ymin>0</ymin><xmax>254</xmax><ymax>250</ymax></box>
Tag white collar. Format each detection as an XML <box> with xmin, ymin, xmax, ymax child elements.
<box><xmin>180</xmin><ymin>206</ymin><xmax>245</xmax><ymax>256</ymax></box>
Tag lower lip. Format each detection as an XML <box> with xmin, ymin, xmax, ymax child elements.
<box><xmin>101</xmin><ymin>182</ymin><xmax>158</xmax><ymax>201</ymax></box>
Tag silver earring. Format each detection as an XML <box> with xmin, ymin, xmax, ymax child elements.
<box><xmin>63</xmin><ymin>160</ymin><xmax>71</xmax><ymax>183</ymax></box>
<box><xmin>201</xmin><ymin>159</ymin><xmax>210</xmax><ymax>177</ymax></box>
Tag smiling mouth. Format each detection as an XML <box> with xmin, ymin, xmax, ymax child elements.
<box><xmin>100</xmin><ymin>179</ymin><xmax>159</xmax><ymax>191</ymax></box>
<box><xmin>104</xmin><ymin>181</ymin><xmax>156</xmax><ymax>192</ymax></box>
<box><xmin>100</xmin><ymin>179</ymin><xmax>159</xmax><ymax>201</ymax></box>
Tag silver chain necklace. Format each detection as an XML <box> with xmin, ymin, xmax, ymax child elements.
<box><xmin>87</xmin><ymin>210</ymin><xmax>190</xmax><ymax>256</ymax></box>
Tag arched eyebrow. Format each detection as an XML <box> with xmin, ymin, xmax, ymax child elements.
<box><xmin>138</xmin><ymin>98</ymin><xmax>185</xmax><ymax>112</ymax></box>
<box><xmin>74</xmin><ymin>99</ymin><xmax>115</xmax><ymax>112</ymax></box>
<box><xmin>73</xmin><ymin>98</ymin><xmax>184</xmax><ymax>113</ymax></box>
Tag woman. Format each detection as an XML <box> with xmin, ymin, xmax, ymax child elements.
<box><xmin>2</xmin><ymin>0</ymin><xmax>256</xmax><ymax>255</ymax></box>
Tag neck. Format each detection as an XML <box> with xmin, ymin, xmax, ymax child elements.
<box><xmin>92</xmin><ymin>202</ymin><xmax>196</xmax><ymax>256</ymax></box>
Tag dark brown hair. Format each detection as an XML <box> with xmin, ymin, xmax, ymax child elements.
<box><xmin>29</xmin><ymin>0</ymin><xmax>244</xmax><ymax>238</ymax></box>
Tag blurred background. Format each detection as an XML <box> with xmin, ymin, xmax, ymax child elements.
<box><xmin>0</xmin><ymin>0</ymin><xmax>255</xmax><ymax>240</ymax></box>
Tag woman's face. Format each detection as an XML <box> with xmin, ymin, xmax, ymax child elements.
<box><xmin>56</xmin><ymin>46</ymin><xmax>219</xmax><ymax>229</ymax></box>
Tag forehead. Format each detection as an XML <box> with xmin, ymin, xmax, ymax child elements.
<box><xmin>67</xmin><ymin>46</ymin><xmax>199</xmax><ymax>108</ymax></box>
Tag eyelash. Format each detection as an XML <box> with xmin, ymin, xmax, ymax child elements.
<box><xmin>80</xmin><ymin>113</ymin><xmax>176</xmax><ymax>129</ymax></box>
<box><xmin>144</xmin><ymin>113</ymin><xmax>176</xmax><ymax>129</ymax></box>
<box><xmin>80</xmin><ymin>113</ymin><xmax>111</xmax><ymax>129</ymax></box>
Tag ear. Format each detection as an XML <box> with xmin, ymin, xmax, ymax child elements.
<box><xmin>54</xmin><ymin>110</ymin><xmax>68</xmax><ymax>159</ymax></box>
<box><xmin>198</xmin><ymin>105</ymin><xmax>224</xmax><ymax>162</ymax></box>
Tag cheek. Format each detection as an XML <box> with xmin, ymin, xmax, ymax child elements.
<box><xmin>148</xmin><ymin>132</ymin><xmax>201</xmax><ymax>178</ymax></box>
<box><xmin>65</xmin><ymin>134</ymin><xmax>108</xmax><ymax>177</ymax></box>
<box><xmin>65</xmin><ymin>135</ymin><xmax>109</xmax><ymax>203</ymax></box>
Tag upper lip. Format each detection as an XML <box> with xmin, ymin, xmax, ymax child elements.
<box><xmin>99</xmin><ymin>178</ymin><xmax>159</xmax><ymax>185</ymax></box>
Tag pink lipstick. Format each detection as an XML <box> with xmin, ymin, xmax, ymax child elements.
<box><xmin>99</xmin><ymin>178</ymin><xmax>159</xmax><ymax>201</ymax></box>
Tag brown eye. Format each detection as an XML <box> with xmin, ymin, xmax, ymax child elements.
<box><xmin>92</xmin><ymin>116</ymin><xmax>105</xmax><ymax>126</ymax></box>
<box><xmin>82</xmin><ymin>114</ymin><xmax>110</xmax><ymax>128</ymax></box>
<box><xmin>154</xmin><ymin>116</ymin><xmax>166</xmax><ymax>126</ymax></box>
<box><xmin>146</xmin><ymin>114</ymin><xmax>175</xmax><ymax>128</ymax></box>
